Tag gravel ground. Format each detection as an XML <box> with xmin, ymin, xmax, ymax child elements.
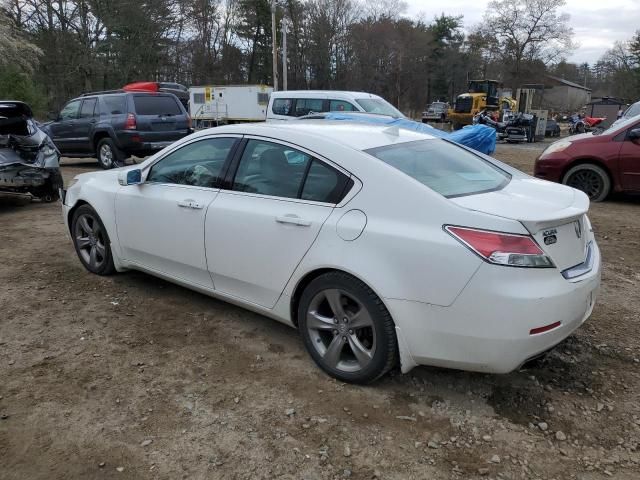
<box><xmin>1</xmin><ymin>143</ymin><xmax>639</xmax><ymax>480</ymax></box>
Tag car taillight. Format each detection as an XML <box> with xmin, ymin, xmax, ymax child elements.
<box><xmin>124</xmin><ymin>113</ymin><xmax>137</xmax><ymax>130</ymax></box>
<box><xmin>445</xmin><ymin>226</ymin><xmax>554</xmax><ymax>268</ymax></box>
<box><xmin>187</xmin><ymin>115</ymin><xmax>192</xmax><ymax>129</ymax></box>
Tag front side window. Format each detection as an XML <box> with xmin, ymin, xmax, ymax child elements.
<box><xmin>80</xmin><ymin>98</ymin><xmax>97</xmax><ymax>118</ymax></box>
<box><xmin>60</xmin><ymin>100</ymin><xmax>81</xmax><ymax>120</ymax></box>
<box><xmin>272</xmin><ymin>98</ymin><xmax>294</xmax><ymax>116</ymax></box>
<box><xmin>233</xmin><ymin>140</ymin><xmax>311</xmax><ymax>198</ymax></box>
<box><xmin>355</xmin><ymin>98</ymin><xmax>403</xmax><ymax>118</ymax></box>
<box><xmin>295</xmin><ymin>99</ymin><xmax>325</xmax><ymax>117</ymax></box>
<box><xmin>365</xmin><ymin>139</ymin><xmax>510</xmax><ymax>198</ymax></box>
<box><xmin>147</xmin><ymin>137</ymin><xmax>236</xmax><ymax>187</ymax></box>
<box><xmin>329</xmin><ymin>100</ymin><xmax>357</xmax><ymax>112</ymax></box>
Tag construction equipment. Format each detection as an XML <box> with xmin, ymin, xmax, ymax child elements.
<box><xmin>448</xmin><ymin>80</ymin><xmax>501</xmax><ymax>129</ymax></box>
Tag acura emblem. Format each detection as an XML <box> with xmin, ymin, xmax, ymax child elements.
<box><xmin>574</xmin><ymin>220</ymin><xmax>582</xmax><ymax>239</ymax></box>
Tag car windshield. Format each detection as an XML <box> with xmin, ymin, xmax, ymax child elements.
<box><xmin>355</xmin><ymin>98</ymin><xmax>403</xmax><ymax>118</ymax></box>
<box><xmin>365</xmin><ymin>139</ymin><xmax>510</xmax><ymax>198</ymax></box>
<box><xmin>599</xmin><ymin>115</ymin><xmax>640</xmax><ymax>136</ymax></box>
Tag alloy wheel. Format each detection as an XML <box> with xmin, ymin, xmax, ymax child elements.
<box><xmin>566</xmin><ymin>170</ymin><xmax>603</xmax><ymax>199</ymax></box>
<box><xmin>99</xmin><ymin>144</ymin><xmax>113</xmax><ymax>168</ymax></box>
<box><xmin>74</xmin><ymin>213</ymin><xmax>107</xmax><ymax>270</ymax></box>
<box><xmin>305</xmin><ymin>289</ymin><xmax>376</xmax><ymax>373</ymax></box>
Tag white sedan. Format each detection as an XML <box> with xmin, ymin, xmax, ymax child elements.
<box><xmin>61</xmin><ymin>122</ymin><xmax>601</xmax><ymax>383</ymax></box>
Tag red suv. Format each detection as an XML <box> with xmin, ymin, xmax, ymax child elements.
<box><xmin>534</xmin><ymin>116</ymin><xmax>640</xmax><ymax>201</ymax></box>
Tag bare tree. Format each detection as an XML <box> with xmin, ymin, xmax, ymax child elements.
<box><xmin>483</xmin><ymin>0</ymin><xmax>574</xmax><ymax>88</ymax></box>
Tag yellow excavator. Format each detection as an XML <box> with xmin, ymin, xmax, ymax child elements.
<box><xmin>448</xmin><ymin>80</ymin><xmax>515</xmax><ymax>129</ymax></box>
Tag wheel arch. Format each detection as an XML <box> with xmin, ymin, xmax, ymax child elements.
<box><xmin>289</xmin><ymin>267</ymin><xmax>393</xmax><ymax>329</ymax></box>
<box><xmin>66</xmin><ymin>199</ymin><xmax>90</xmax><ymax>235</ymax></box>
<box><xmin>561</xmin><ymin>157</ymin><xmax>614</xmax><ymax>186</ymax></box>
<box><xmin>92</xmin><ymin>130</ymin><xmax>113</xmax><ymax>151</ymax></box>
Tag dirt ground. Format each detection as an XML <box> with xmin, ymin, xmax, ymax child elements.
<box><xmin>1</xmin><ymin>143</ymin><xmax>639</xmax><ymax>480</ymax></box>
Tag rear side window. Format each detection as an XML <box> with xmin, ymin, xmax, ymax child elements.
<box><xmin>301</xmin><ymin>160</ymin><xmax>351</xmax><ymax>203</ymax></box>
<box><xmin>233</xmin><ymin>140</ymin><xmax>311</xmax><ymax>198</ymax></box>
<box><xmin>133</xmin><ymin>95</ymin><xmax>182</xmax><ymax>116</ymax></box>
<box><xmin>365</xmin><ymin>139</ymin><xmax>510</xmax><ymax>198</ymax></box>
<box><xmin>102</xmin><ymin>95</ymin><xmax>127</xmax><ymax>115</ymax></box>
<box><xmin>272</xmin><ymin>98</ymin><xmax>294</xmax><ymax>116</ymax></box>
<box><xmin>295</xmin><ymin>99</ymin><xmax>325</xmax><ymax>117</ymax></box>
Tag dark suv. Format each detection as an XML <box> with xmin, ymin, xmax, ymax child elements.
<box><xmin>43</xmin><ymin>91</ymin><xmax>191</xmax><ymax>169</ymax></box>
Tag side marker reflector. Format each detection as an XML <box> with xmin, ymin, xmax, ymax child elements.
<box><xmin>529</xmin><ymin>321</ymin><xmax>561</xmax><ymax>335</ymax></box>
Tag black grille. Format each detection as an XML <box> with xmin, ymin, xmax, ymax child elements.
<box><xmin>454</xmin><ymin>97</ymin><xmax>472</xmax><ymax>113</ymax></box>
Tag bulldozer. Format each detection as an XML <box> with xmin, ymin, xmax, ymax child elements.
<box><xmin>448</xmin><ymin>79</ymin><xmax>503</xmax><ymax>130</ymax></box>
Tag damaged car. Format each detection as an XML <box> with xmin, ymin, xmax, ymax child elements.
<box><xmin>0</xmin><ymin>101</ymin><xmax>62</xmax><ymax>201</ymax></box>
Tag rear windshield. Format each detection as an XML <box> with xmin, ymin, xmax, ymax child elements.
<box><xmin>365</xmin><ymin>139</ymin><xmax>510</xmax><ymax>198</ymax></box>
<box><xmin>133</xmin><ymin>95</ymin><xmax>182</xmax><ymax>116</ymax></box>
<box><xmin>355</xmin><ymin>98</ymin><xmax>403</xmax><ymax>118</ymax></box>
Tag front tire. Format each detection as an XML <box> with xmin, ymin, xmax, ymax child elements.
<box><xmin>563</xmin><ymin>164</ymin><xmax>611</xmax><ymax>202</ymax></box>
<box><xmin>71</xmin><ymin>204</ymin><xmax>116</xmax><ymax>275</ymax></box>
<box><xmin>298</xmin><ymin>272</ymin><xmax>397</xmax><ymax>384</ymax></box>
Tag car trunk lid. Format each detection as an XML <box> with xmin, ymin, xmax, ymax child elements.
<box><xmin>450</xmin><ymin>177</ymin><xmax>589</xmax><ymax>271</ymax></box>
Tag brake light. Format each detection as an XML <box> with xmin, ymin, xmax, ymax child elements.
<box><xmin>445</xmin><ymin>226</ymin><xmax>554</xmax><ymax>268</ymax></box>
<box><xmin>187</xmin><ymin>115</ymin><xmax>192</xmax><ymax>129</ymax></box>
<box><xmin>124</xmin><ymin>113</ymin><xmax>137</xmax><ymax>130</ymax></box>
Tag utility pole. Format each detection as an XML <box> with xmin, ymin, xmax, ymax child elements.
<box><xmin>281</xmin><ymin>17</ymin><xmax>288</xmax><ymax>91</ymax></box>
<box><xmin>271</xmin><ymin>0</ymin><xmax>278</xmax><ymax>91</ymax></box>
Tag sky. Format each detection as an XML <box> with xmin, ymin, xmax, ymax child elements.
<box><xmin>403</xmin><ymin>0</ymin><xmax>640</xmax><ymax>64</ymax></box>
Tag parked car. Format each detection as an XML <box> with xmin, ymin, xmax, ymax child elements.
<box><xmin>0</xmin><ymin>101</ymin><xmax>62</xmax><ymax>201</ymax></box>
<box><xmin>267</xmin><ymin>90</ymin><xmax>404</xmax><ymax>121</ymax></box>
<box><xmin>545</xmin><ymin>119</ymin><xmax>561</xmax><ymax>137</ymax></box>
<box><xmin>62</xmin><ymin>122</ymin><xmax>600</xmax><ymax>383</ymax></box>
<box><xmin>421</xmin><ymin>101</ymin><xmax>450</xmax><ymax>123</ymax></box>
<box><xmin>41</xmin><ymin>91</ymin><xmax>191</xmax><ymax>169</ymax></box>
<box><xmin>611</xmin><ymin>100</ymin><xmax>640</xmax><ymax>128</ymax></box>
<box><xmin>535</xmin><ymin>115</ymin><xmax>640</xmax><ymax>201</ymax></box>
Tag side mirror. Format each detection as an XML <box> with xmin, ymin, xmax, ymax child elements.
<box><xmin>47</xmin><ymin>111</ymin><xmax>59</xmax><ymax>121</ymax></box>
<box><xmin>629</xmin><ymin>128</ymin><xmax>640</xmax><ymax>141</ymax></box>
<box><xmin>117</xmin><ymin>168</ymin><xmax>143</xmax><ymax>186</ymax></box>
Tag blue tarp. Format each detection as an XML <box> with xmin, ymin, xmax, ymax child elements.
<box><xmin>322</xmin><ymin>113</ymin><xmax>497</xmax><ymax>155</ymax></box>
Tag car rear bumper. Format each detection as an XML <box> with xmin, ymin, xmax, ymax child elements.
<box><xmin>387</xmin><ymin>241</ymin><xmax>601</xmax><ymax>374</ymax></box>
<box><xmin>116</xmin><ymin>130</ymin><xmax>191</xmax><ymax>153</ymax></box>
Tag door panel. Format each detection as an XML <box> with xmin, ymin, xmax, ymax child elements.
<box><xmin>619</xmin><ymin>130</ymin><xmax>640</xmax><ymax>191</ymax></box>
<box><xmin>205</xmin><ymin>192</ymin><xmax>332</xmax><ymax>307</ymax></box>
<box><xmin>48</xmin><ymin>99</ymin><xmax>81</xmax><ymax>153</ymax></box>
<box><xmin>72</xmin><ymin>98</ymin><xmax>98</xmax><ymax>153</ymax></box>
<box><xmin>115</xmin><ymin>183</ymin><xmax>219</xmax><ymax>288</ymax></box>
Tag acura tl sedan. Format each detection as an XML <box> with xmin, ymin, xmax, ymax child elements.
<box><xmin>61</xmin><ymin>122</ymin><xmax>601</xmax><ymax>383</ymax></box>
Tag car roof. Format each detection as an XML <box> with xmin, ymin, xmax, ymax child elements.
<box><xmin>194</xmin><ymin>120</ymin><xmax>435</xmax><ymax>151</ymax></box>
<box><xmin>270</xmin><ymin>90</ymin><xmax>382</xmax><ymax>99</ymax></box>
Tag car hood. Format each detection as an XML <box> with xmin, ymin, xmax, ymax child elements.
<box><xmin>450</xmin><ymin>176</ymin><xmax>588</xmax><ymax>225</ymax></box>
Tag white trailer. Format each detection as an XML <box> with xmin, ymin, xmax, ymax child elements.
<box><xmin>189</xmin><ymin>84</ymin><xmax>273</xmax><ymax>128</ymax></box>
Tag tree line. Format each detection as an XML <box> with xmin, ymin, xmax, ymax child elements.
<box><xmin>1</xmin><ymin>0</ymin><xmax>639</xmax><ymax>116</ymax></box>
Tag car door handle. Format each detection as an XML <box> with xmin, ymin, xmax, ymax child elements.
<box><xmin>177</xmin><ymin>199</ymin><xmax>204</xmax><ymax>209</ymax></box>
<box><xmin>275</xmin><ymin>215</ymin><xmax>311</xmax><ymax>227</ymax></box>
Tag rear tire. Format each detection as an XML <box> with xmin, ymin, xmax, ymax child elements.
<box><xmin>97</xmin><ymin>138</ymin><xmax>125</xmax><ymax>169</ymax></box>
<box><xmin>298</xmin><ymin>272</ymin><xmax>398</xmax><ymax>384</ymax></box>
<box><xmin>563</xmin><ymin>164</ymin><xmax>611</xmax><ymax>202</ymax></box>
<box><xmin>71</xmin><ymin>204</ymin><xmax>116</xmax><ymax>275</ymax></box>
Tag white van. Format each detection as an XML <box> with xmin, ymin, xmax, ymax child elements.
<box><xmin>266</xmin><ymin>90</ymin><xmax>404</xmax><ymax>121</ymax></box>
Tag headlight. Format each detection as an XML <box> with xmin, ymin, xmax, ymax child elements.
<box><xmin>41</xmin><ymin>143</ymin><xmax>56</xmax><ymax>156</ymax></box>
<box><xmin>541</xmin><ymin>140</ymin><xmax>572</xmax><ymax>157</ymax></box>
